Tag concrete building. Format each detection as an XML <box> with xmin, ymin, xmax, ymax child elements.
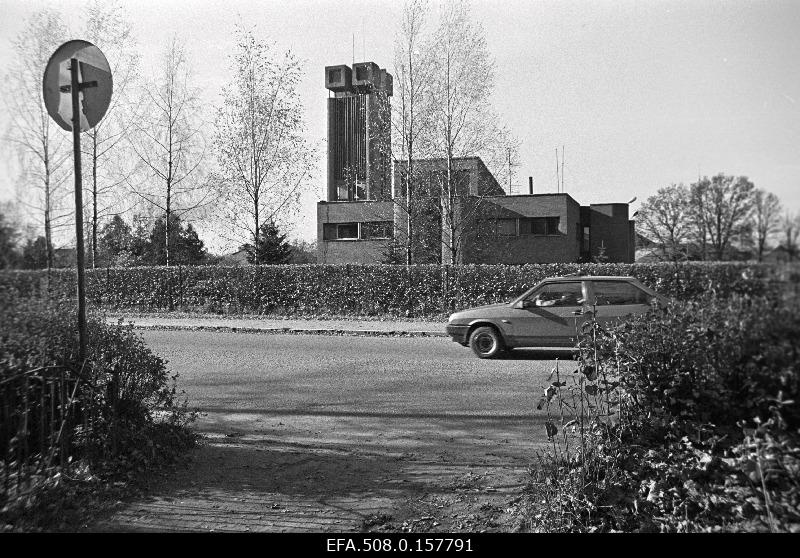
<box><xmin>317</xmin><ymin>61</ymin><xmax>635</xmax><ymax>265</ymax></box>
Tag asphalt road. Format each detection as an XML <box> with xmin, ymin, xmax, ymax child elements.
<box><xmin>93</xmin><ymin>331</ymin><xmax>573</xmax><ymax>532</ymax></box>
<box><xmin>142</xmin><ymin>330</ymin><xmax>568</xmax><ymax>425</ymax></box>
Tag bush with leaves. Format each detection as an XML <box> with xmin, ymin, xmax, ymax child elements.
<box><xmin>1</xmin><ymin>288</ymin><xmax>195</xmax><ymax>523</ymax></box>
<box><xmin>528</xmin><ymin>289</ymin><xmax>800</xmax><ymax>532</ymax></box>
<box><xmin>0</xmin><ymin>261</ymin><xmax>784</xmax><ymax>319</ymax></box>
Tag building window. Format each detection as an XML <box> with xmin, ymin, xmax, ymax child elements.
<box><xmin>583</xmin><ymin>226</ymin><xmax>590</xmax><ymax>252</ymax></box>
<box><xmin>323</xmin><ymin>221</ymin><xmax>393</xmax><ymax>241</ymax></box>
<box><xmin>520</xmin><ymin>217</ymin><xmax>560</xmax><ymax>236</ymax></box>
<box><xmin>361</xmin><ymin>221</ymin><xmax>393</xmax><ymax>240</ymax></box>
<box><xmin>356</xmin><ymin>66</ymin><xmax>367</xmax><ymax>81</ymax></box>
<box><xmin>323</xmin><ymin>222</ymin><xmax>359</xmax><ymax>241</ymax></box>
<box><xmin>328</xmin><ymin>68</ymin><xmax>342</xmax><ymax>83</ymax></box>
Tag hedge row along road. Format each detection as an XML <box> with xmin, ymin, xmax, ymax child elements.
<box><xmin>0</xmin><ymin>262</ymin><xmax>785</xmax><ymax>319</ymax></box>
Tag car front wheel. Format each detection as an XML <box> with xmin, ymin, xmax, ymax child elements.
<box><xmin>469</xmin><ymin>326</ymin><xmax>504</xmax><ymax>359</ymax></box>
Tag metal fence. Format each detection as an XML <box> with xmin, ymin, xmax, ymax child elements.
<box><xmin>1</xmin><ymin>365</ymin><xmax>85</xmax><ymax>504</ymax></box>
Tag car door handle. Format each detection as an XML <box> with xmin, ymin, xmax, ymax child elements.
<box><xmin>501</xmin><ymin>319</ymin><xmax>511</xmax><ymax>324</ymax></box>
<box><xmin>572</xmin><ymin>309</ymin><xmax>584</xmax><ymax>316</ymax></box>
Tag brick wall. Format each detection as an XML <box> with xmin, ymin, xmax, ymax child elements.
<box><xmin>588</xmin><ymin>204</ymin><xmax>633</xmax><ymax>263</ymax></box>
<box><xmin>462</xmin><ymin>194</ymin><xmax>582</xmax><ymax>263</ymax></box>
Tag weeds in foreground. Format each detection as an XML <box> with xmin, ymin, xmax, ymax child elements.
<box><xmin>529</xmin><ymin>292</ymin><xmax>800</xmax><ymax>532</ymax></box>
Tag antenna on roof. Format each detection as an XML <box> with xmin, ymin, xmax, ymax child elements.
<box><xmin>506</xmin><ymin>148</ymin><xmax>512</xmax><ymax>193</ymax></box>
<box><xmin>555</xmin><ymin>148</ymin><xmax>559</xmax><ymax>193</ymax></box>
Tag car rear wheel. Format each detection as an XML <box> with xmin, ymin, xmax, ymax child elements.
<box><xmin>469</xmin><ymin>326</ymin><xmax>504</xmax><ymax>359</ymax></box>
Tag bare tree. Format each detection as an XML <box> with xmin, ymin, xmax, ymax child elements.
<box><xmin>3</xmin><ymin>10</ymin><xmax>71</xmax><ymax>269</ymax></box>
<box><xmin>81</xmin><ymin>0</ymin><xmax>141</xmax><ymax>268</ymax></box>
<box><xmin>636</xmin><ymin>184</ymin><xmax>693</xmax><ymax>262</ymax></box>
<box><xmin>752</xmin><ymin>189</ymin><xmax>782</xmax><ymax>262</ymax></box>
<box><xmin>127</xmin><ymin>37</ymin><xmax>211</xmax><ymax>267</ymax></box>
<box><xmin>426</xmin><ymin>0</ymin><xmax>518</xmax><ymax>263</ymax></box>
<box><xmin>690</xmin><ymin>174</ymin><xmax>755</xmax><ymax>261</ymax></box>
<box><xmin>780</xmin><ymin>211</ymin><xmax>800</xmax><ymax>262</ymax></box>
<box><xmin>213</xmin><ymin>25</ymin><xmax>314</xmax><ymax>263</ymax></box>
<box><xmin>392</xmin><ymin>0</ymin><xmax>433</xmax><ymax>265</ymax></box>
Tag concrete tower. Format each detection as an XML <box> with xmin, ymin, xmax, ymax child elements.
<box><xmin>324</xmin><ymin>62</ymin><xmax>393</xmax><ymax>202</ymax></box>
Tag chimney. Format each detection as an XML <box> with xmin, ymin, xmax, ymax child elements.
<box><xmin>528</xmin><ymin>176</ymin><xmax>533</xmax><ymax>195</ymax></box>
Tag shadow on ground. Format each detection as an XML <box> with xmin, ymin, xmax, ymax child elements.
<box><xmin>89</xmin><ymin>412</ymin><xmax>543</xmax><ymax>533</ymax></box>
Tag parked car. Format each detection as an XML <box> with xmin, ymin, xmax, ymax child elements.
<box><xmin>446</xmin><ymin>275</ymin><xmax>668</xmax><ymax>359</ymax></box>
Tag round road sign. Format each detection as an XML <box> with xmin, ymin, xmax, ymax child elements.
<box><xmin>42</xmin><ymin>40</ymin><xmax>113</xmax><ymax>132</ymax></box>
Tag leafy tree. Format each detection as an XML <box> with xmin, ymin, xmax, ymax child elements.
<box><xmin>214</xmin><ymin>24</ymin><xmax>314</xmax><ymax>264</ymax></box>
<box><xmin>143</xmin><ymin>215</ymin><xmax>207</xmax><ymax>265</ymax></box>
<box><xmin>241</xmin><ymin>221</ymin><xmax>292</xmax><ymax>265</ymax></box>
<box><xmin>0</xmin><ymin>210</ymin><xmax>21</xmax><ymax>269</ymax></box>
<box><xmin>21</xmin><ymin>236</ymin><xmax>48</xmax><ymax>269</ymax></box>
<box><xmin>287</xmin><ymin>239</ymin><xmax>317</xmax><ymax>264</ymax></box>
<box><xmin>381</xmin><ymin>238</ymin><xmax>407</xmax><ymax>265</ymax></box>
<box><xmin>98</xmin><ymin>214</ymin><xmax>134</xmax><ymax>265</ymax></box>
<box><xmin>129</xmin><ymin>213</ymin><xmax>152</xmax><ymax>265</ymax></box>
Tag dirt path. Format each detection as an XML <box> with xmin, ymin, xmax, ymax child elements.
<box><xmin>88</xmin><ymin>410</ymin><xmax>544</xmax><ymax>532</ymax></box>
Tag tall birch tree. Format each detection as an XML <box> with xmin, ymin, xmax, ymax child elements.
<box><xmin>214</xmin><ymin>25</ymin><xmax>314</xmax><ymax>263</ymax></box>
<box><xmin>81</xmin><ymin>0</ymin><xmax>141</xmax><ymax>267</ymax></box>
<box><xmin>4</xmin><ymin>10</ymin><xmax>71</xmax><ymax>269</ymax></box>
<box><xmin>392</xmin><ymin>0</ymin><xmax>433</xmax><ymax>265</ymax></box>
<box><xmin>427</xmin><ymin>0</ymin><xmax>518</xmax><ymax>264</ymax></box>
<box><xmin>127</xmin><ymin>37</ymin><xmax>211</xmax><ymax>267</ymax></box>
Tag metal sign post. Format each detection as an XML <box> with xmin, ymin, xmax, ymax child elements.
<box><xmin>43</xmin><ymin>41</ymin><xmax>113</xmax><ymax>366</ymax></box>
<box><xmin>70</xmin><ymin>58</ymin><xmax>89</xmax><ymax>362</ymax></box>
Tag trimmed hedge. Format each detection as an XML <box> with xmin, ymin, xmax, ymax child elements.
<box><xmin>0</xmin><ymin>262</ymin><xmax>786</xmax><ymax>319</ymax></box>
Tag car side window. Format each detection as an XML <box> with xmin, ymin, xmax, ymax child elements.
<box><xmin>592</xmin><ymin>281</ymin><xmax>650</xmax><ymax>305</ymax></box>
<box><xmin>528</xmin><ymin>282</ymin><xmax>583</xmax><ymax>307</ymax></box>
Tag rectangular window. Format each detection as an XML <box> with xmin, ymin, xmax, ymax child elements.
<box><xmin>336</xmin><ymin>223</ymin><xmax>359</xmax><ymax>239</ymax></box>
<box><xmin>520</xmin><ymin>217</ymin><xmax>560</xmax><ymax>235</ymax></box>
<box><xmin>356</xmin><ymin>66</ymin><xmax>367</xmax><ymax>81</ymax></box>
<box><xmin>361</xmin><ymin>221</ymin><xmax>393</xmax><ymax>240</ymax></box>
<box><xmin>323</xmin><ymin>222</ymin><xmax>359</xmax><ymax>240</ymax></box>
<box><xmin>592</xmin><ymin>281</ymin><xmax>650</xmax><ymax>305</ymax></box>
<box><xmin>583</xmin><ymin>226</ymin><xmax>590</xmax><ymax>252</ymax></box>
<box><xmin>526</xmin><ymin>282</ymin><xmax>583</xmax><ymax>307</ymax></box>
<box><xmin>328</xmin><ymin>68</ymin><xmax>342</xmax><ymax>83</ymax></box>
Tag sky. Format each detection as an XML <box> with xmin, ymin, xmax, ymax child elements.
<box><xmin>1</xmin><ymin>0</ymin><xmax>799</xmax><ymax>253</ymax></box>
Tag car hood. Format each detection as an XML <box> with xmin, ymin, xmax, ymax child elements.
<box><xmin>449</xmin><ymin>302</ymin><xmax>511</xmax><ymax>321</ymax></box>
